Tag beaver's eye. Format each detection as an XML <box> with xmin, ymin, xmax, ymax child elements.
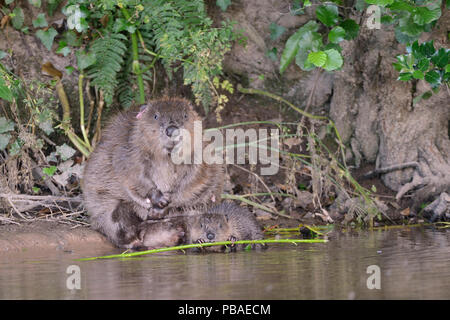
<box><xmin>154</xmin><ymin>114</ymin><xmax>159</xmax><ymax>120</ymax></box>
<box><xmin>183</xmin><ymin>113</ymin><xmax>188</xmax><ymax>120</ymax></box>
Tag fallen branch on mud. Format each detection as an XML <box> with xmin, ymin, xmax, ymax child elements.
<box><xmin>77</xmin><ymin>238</ymin><xmax>329</xmax><ymax>261</ymax></box>
<box><xmin>0</xmin><ymin>193</ymin><xmax>84</xmax><ymax>219</ymax></box>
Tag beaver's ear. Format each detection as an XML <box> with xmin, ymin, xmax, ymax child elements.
<box><xmin>136</xmin><ymin>104</ymin><xmax>150</xmax><ymax>119</ymax></box>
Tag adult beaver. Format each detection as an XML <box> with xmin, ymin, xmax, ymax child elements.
<box><xmin>82</xmin><ymin>97</ymin><xmax>224</xmax><ymax>249</ymax></box>
<box><xmin>139</xmin><ymin>202</ymin><xmax>264</xmax><ymax>252</ymax></box>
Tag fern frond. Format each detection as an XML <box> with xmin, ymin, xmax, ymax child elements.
<box><xmin>86</xmin><ymin>33</ymin><xmax>128</xmax><ymax>106</ymax></box>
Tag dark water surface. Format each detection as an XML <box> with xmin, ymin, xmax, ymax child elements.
<box><xmin>0</xmin><ymin>227</ymin><xmax>449</xmax><ymax>299</ymax></box>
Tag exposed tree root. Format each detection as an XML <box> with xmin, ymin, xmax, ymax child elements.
<box><xmin>395</xmin><ymin>146</ymin><xmax>450</xmax><ymax>220</ymax></box>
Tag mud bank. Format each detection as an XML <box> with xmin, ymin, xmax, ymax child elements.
<box><xmin>0</xmin><ymin>221</ymin><xmax>114</xmax><ymax>252</ymax></box>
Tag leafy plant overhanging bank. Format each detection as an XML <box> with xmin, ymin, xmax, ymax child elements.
<box><xmin>0</xmin><ymin>0</ymin><xmax>449</xmax><ymax>226</ymax></box>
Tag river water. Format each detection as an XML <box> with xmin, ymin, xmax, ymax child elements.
<box><xmin>0</xmin><ymin>226</ymin><xmax>449</xmax><ymax>299</ymax></box>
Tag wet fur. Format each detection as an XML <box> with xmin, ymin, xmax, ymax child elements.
<box><xmin>82</xmin><ymin>97</ymin><xmax>224</xmax><ymax>248</ymax></box>
<box><xmin>139</xmin><ymin>202</ymin><xmax>264</xmax><ymax>252</ymax></box>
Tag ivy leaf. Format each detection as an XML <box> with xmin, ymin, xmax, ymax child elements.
<box><xmin>307</xmin><ymin>51</ymin><xmax>327</xmax><ymax>67</ymax></box>
<box><xmin>56</xmin><ymin>143</ymin><xmax>76</xmax><ymax>161</ymax></box>
<box><xmin>340</xmin><ymin>19</ymin><xmax>359</xmax><ymax>40</ymax></box>
<box><xmin>0</xmin><ymin>78</ymin><xmax>13</xmax><ymax>102</ymax></box>
<box><xmin>11</xmin><ymin>7</ymin><xmax>24</xmax><ymax>30</ymax></box>
<box><xmin>323</xmin><ymin>49</ymin><xmax>343</xmax><ymax>71</ymax></box>
<box><xmin>33</xmin><ymin>13</ymin><xmax>48</xmax><ymax>28</ymax></box>
<box><xmin>269</xmin><ymin>22</ymin><xmax>286</xmax><ymax>41</ymax></box>
<box><xmin>445</xmin><ymin>64</ymin><xmax>450</xmax><ymax>73</ymax></box>
<box><xmin>316</xmin><ymin>5</ymin><xmax>339</xmax><ymax>27</ymax></box>
<box><xmin>216</xmin><ymin>0</ymin><xmax>232</xmax><ymax>11</ymax></box>
<box><xmin>0</xmin><ymin>133</ymin><xmax>11</xmax><ymax>151</ymax></box>
<box><xmin>28</xmin><ymin>0</ymin><xmax>41</xmax><ymax>8</ymax></box>
<box><xmin>56</xmin><ymin>41</ymin><xmax>71</xmax><ymax>57</ymax></box>
<box><xmin>280</xmin><ymin>21</ymin><xmax>318</xmax><ymax>74</ymax></box>
<box><xmin>293</xmin><ymin>25</ymin><xmax>323</xmax><ymax>71</ymax></box>
<box><xmin>36</xmin><ymin>28</ymin><xmax>58</xmax><ymax>51</ymax></box>
<box><xmin>413</xmin><ymin>7</ymin><xmax>441</xmax><ymax>26</ymax></box>
<box><xmin>328</xmin><ymin>26</ymin><xmax>346</xmax><ymax>44</ymax></box>
<box><xmin>42</xmin><ymin>165</ymin><xmax>58</xmax><ymax>177</ymax></box>
<box><xmin>76</xmin><ymin>51</ymin><xmax>96</xmax><ymax>70</ymax></box>
<box><xmin>365</xmin><ymin>0</ymin><xmax>394</xmax><ymax>6</ymax></box>
<box><xmin>0</xmin><ymin>117</ymin><xmax>15</xmax><ymax>133</ymax></box>
<box><xmin>9</xmin><ymin>138</ymin><xmax>22</xmax><ymax>156</ymax></box>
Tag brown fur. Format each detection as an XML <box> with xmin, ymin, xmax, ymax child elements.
<box><xmin>139</xmin><ymin>202</ymin><xmax>264</xmax><ymax>252</ymax></box>
<box><xmin>82</xmin><ymin>97</ymin><xmax>224</xmax><ymax>249</ymax></box>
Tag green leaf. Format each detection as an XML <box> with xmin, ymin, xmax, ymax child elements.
<box><xmin>28</xmin><ymin>0</ymin><xmax>41</xmax><ymax>8</ymax></box>
<box><xmin>63</xmin><ymin>30</ymin><xmax>82</xmax><ymax>47</ymax></box>
<box><xmin>0</xmin><ymin>78</ymin><xmax>13</xmax><ymax>102</ymax></box>
<box><xmin>0</xmin><ymin>117</ymin><xmax>15</xmax><ymax>133</ymax></box>
<box><xmin>0</xmin><ymin>50</ymin><xmax>7</xmax><ymax>59</ymax></box>
<box><xmin>316</xmin><ymin>5</ymin><xmax>339</xmax><ymax>27</ymax></box>
<box><xmin>0</xmin><ymin>133</ymin><xmax>11</xmax><ymax>151</ymax></box>
<box><xmin>280</xmin><ymin>21</ymin><xmax>318</xmax><ymax>73</ymax></box>
<box><xmin>328</xmin><ymin>26</ymin><xmax>346</xmax><ymax>43</ymax></box>
<box><xmin>32</xmin><ymin>13</ymin><xmax>48</xmax><ymax>28</ymax></box>
<box><xmin>11</xmin><ymin>7</ymin><xmax>24</xmax><ymax>30</ymax></box>
<box><xmin>266</xmin><ymin>47</ymin><xmax>278</xmax><ymax>61</ymax></box>
<box><xmin>431</xmin><ymin>48</ymin><xmax>448</xmax><ymax>69</ymax></box>
<box><xmin>365</xmin><ymin>0</ymin><xmax>393</xmax><ymax>6</ymax></box>
<box><xmin>76</xmin><ymin>51</ymin><xmax>96</xmax><ymax>70</ymax></box>
<box><xmin>56</xmin><ymin>41</ymin><xmax>71</xmax><ymax>57</ymax></box>
<box><xmin>65</xmin><ymin>66</ymin><xmax>75</xmax><ymax>75</ymax></box>
<box><xmin>307</xmin><ymin>51</ymin><xmax>327</xmax><ymax>67</ymax></box>
<box><xmin>412</xmin><ymin>70</ymin><xmax>424</xmax><ymax>79</ymax></box>
<box><xmin>5</xmin><ymin>0</ymin><xmax>15</xmax><ymax>5</ymax></box>
<box><xmin>394</xmin><ymin>27</ymin><xmax>419</xmax><ymax>44</ymax></box>
<box><xmin>339</xmin><ymin>19</ymin><xmax>359</xmax><ymax>40</ymax></box>
<box><xmin>412</xmin><ymin>90</ymin><xmax>432</xmax><ymax>105</ymax></box>
<box><xmin>424</xmin><ymin>70</ymin><xmax>441</xmax><ymax>86</ymax></box>
<box><xmin>216</xmin><ymin>0</ymin><xmax>232</xmax><ymax>11</ymax></box>
<box><xmin>388</xmin><ymin>0</ymin><xmax>414</xmax><ymax>12</ymax></box>
<box><xmin>8</xmin><ymin>138</ymin><xmax>22</xmax><ymax>156</ymax></box>
<box><xmin>36</xmin><ymin>28</ymin><xmax>58</xmax><ymax>51</ymax></box>
<box><xmin>413</xmin><ymin>7</ymin><xmax>441</xmax><ymax>25</ymax></box>
<box><xmin>381</xmin><ymin>15</ymin><xmax>394</xmax><ymax>25</ymax></box>
<box><xmin>445</xmin><ymin>64</ymin><xmax>450</xmax><ymax>73</ymax></box>
<box><xmin>398</xmin><ymin>72</ymin><xmax>413</xmax><ymax>81</ymax></box>
<box><xmin>56</xmin><ymin>143</ymin><xmax>76</xmax><ymax>161</ymax></box>
<box><xmin>417</xmin><ymin>58</ymin><xmax>430</xmax><ymax>72</ymax></box>
<box><xmin>355</xmin><ymin>0</ymin><xmax>368</xmax><ymax>11</ymax></box>
<box><xmin>43</xmin><ymin>166</ymin><xmax>58</xmax><ymax>177</ymax></box>
<box><xmin>323</xmin><ymin>49</ymin><xmax>343</xmax><ymax>71</ymax></box>
<box><xmin>269</xmin><ymin>22</ymin><xmax>286</xmax><ymax>41</ymax></box>
<box><xmin>294</xmin><ymin>27</ymin><xmax>323</xmax><ymax>71</ymax></box>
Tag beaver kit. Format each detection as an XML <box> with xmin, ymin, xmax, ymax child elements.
<box><xmin>139</xmin><ymin>202</ymin><xmax>264</xmax><ymax>252</ymax></box>
<box><xmin>82</xmin><ymin>97</ymin><xmax>224</xmax><ymax>249</ymax></box>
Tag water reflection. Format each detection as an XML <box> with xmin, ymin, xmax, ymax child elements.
<box><xmin>0</xmin><ymin>227</ymin><xmax>449</xmax><ymax>299</ymax></box>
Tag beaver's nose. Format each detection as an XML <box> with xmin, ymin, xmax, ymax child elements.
<box><xmin>166</xmin><ymin>125</ymin><xmax>179</xmax><ymax>137</ymax></box>
<box><xmin>206</xmin><ymin>232</ymin><xmax>215</xmax><ymax>241</ymax></box>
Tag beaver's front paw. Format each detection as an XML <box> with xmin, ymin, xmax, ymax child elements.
<box><xmin>150</xmin><ymin>189</ymin><xmax>170</xmax><ymax>209</ymax></box>
<box><xmin>228</xmin><ymin>235</ymin><xmax>237</xmax><ymax>251</ymax></box>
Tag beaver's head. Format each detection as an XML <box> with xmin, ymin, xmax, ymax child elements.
<box><xmin>189</xmin><ymin>213</ymin><xmax>231</xmax><ymax>252</ymax></box>
<box><xmin>136</xmin><ymin>97</ymin><xmax>200</xmax><ymax>157</ymax></box>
